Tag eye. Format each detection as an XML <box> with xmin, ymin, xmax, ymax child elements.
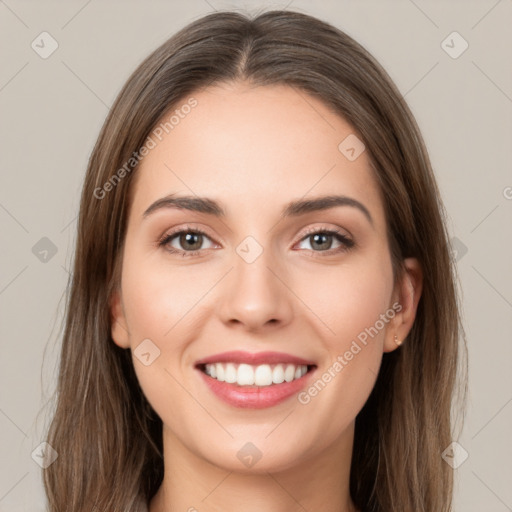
<box><xmin>158</xmin><ymin>225</ymin><xmax>216</xmax><ymax>257</ymax></box>
<box><xmin>158</xmin><ymin>225</ymin><xmax>355</xmax><ymax>258</ymax></box>
<box><xmin>295</xmin><ymin>227</ymin><xmax>355</xmax><ymax>255</ymax></box>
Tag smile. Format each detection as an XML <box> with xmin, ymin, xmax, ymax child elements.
<box><xmin>195</xmin><ymin>351</ymin><xmax>317</xmax><ymax>408</ymax></box>
<box><xmin>201</xmin><ymin>362</ymin><xmax>309</xmax><ymax>386</ymax></box>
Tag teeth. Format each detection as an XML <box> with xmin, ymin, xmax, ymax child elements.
<box><xmin>272</xmin><ymin>364</ymin><xmax>285</xmax><ymax>384</ymax></box>
<box><xmin>284</xmin><ymin>364</ymin><xmax>296</xmax><ymax>382</ymax></box>
<box><xmin>254</xmin><ymin>364</ymin><xmax>272</xmax><ymax>386</ymax></box>
<box><xmin>237</xmin><ymin>364</ymin><xmax>254</xmax><ymax>385</ymax></box>
<box><xmin>225</xmin><ymin>363</ymin><xmax>237</xmax><ymax>383</ymax></box>
<box><xmin>215</xmin><ymin>363</ymin><xmax>225</xmax><ymax>382</ymax></box>
<box><xmin>203</xmin><ymin>362</ymin><xmax>309</xmax><ymax>386</ymax></box>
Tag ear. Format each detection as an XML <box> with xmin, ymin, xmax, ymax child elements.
<box><xmin>110</xmin><ymin>288</ymin><xmax>130</xmax><ymax>349</ymax></box>
<box><xmin>383</xmin><ymin>257</ymin><xmax>423</xmax><ymax>353</ymax></box>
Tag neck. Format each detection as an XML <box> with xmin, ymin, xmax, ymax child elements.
<box><xmin>149</xmin><ymin>422</ymin><xmax>359</xmax><ymax>512</ymax></box>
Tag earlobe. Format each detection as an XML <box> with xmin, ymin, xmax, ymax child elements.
<box><xmin>110</xmin><ymin>290</ymin><xmax>130</xmax><ymax>349</ymax></box>
<box><xmin>384</xmin><ymin>257</ymin><xmax>423</xmax><ymax>353</ymax></box>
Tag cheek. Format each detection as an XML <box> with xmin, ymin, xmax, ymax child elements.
<box><xmin>120</xmin><ymin>258</ymin><xmax>204</xmax><ymax>431</ymax></box>
<box><xmin>119</xmin><ymin>248</ymin><xmax>223</xmax><ymax>424</ymax></box>
<box><xmin>339</xmin><ymin>270</ymin><xmax>392</xmax><ymax>345</ymax></box>
<box><xmin>295</xmin><ymin>253</ymin><xmax>393</xmax><ymax>350</ymax></box>
<box><xmin>121</xmin><ymin>252</ymin><xmax>210</xmax><ymax>342</ymax></box>
<box><xmin>290</xmin><ymin>254</ymin><xmax>393</xmax><ymax>422</ymax></box>
<box><xmin>293</xmin><ymin>260</ymin><xmax>392</xmax><ymax>427</ymax></box>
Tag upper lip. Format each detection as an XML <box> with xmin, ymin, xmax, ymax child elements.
<box><xmin>195</xmin><ymin>350</ymin><xmax>316</xmax><ymax>367</ymax></box>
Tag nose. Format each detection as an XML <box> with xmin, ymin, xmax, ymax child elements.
<box><xmin>217</xmin><ymin>245</ymin><xmax>294</xmax><ymax>333</ymax></box>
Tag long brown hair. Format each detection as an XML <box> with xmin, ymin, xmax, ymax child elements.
<box><xmin>42</xmin><ymin>9</ymin><xmax>467</xmax><ymax>511</ymax></box>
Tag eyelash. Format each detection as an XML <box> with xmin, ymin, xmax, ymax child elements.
<box><xmin>157</xmin><ymin>224</ymin><xmax>355</xmax><ymax>258</ymax></box>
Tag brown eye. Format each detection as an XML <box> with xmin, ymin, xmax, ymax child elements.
<box><xmin>297</xmin><ymin>229</ymin><xmax>355</xmax><ymax>254</ymax></box>
<box><xmin>177</xmin><ymin>232</ymin><xmax>203</xmax><ymax>251</ymax></box>
<box><xmin>159</xmin><ymin>228</ymin><xmax>215</xmax><ymax>257</ymax></box>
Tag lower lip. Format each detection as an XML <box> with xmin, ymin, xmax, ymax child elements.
<box><xmin>197</xmin><ymin>368</ymin><xmax>316</xmax><ymax>409</ymax></box>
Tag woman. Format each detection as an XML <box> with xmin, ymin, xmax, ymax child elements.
<box><xmin>43</xmin><ymin>9</ymin><xmax>467</xmax><ymax>512</ymax></box>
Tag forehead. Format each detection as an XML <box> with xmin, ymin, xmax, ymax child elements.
<box><xmin>130</xmin><ymin>82</ymin><xmax>385</xmax><ymax>227</ymax></box>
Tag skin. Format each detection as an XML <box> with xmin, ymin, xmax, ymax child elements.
<box><xmin>110</xmin><ymin>81</ymin><xmax>423</xmax><ymax>512</ymax></box>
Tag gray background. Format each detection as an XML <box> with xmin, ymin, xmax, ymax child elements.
<box><xmin>1</xmin><ymin>0</ymin><xmax>511</xmax><ymax>510</ymax></box>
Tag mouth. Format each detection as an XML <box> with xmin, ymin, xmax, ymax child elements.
<box><xmin>196</xmin><ymin>362</ymin><xmax>316</xmax><ymax>386</ymax></box>
<box><xmin>194</xmin><ymin>351</ymin><xmax>317</xmax><ymax>409</ymax></box>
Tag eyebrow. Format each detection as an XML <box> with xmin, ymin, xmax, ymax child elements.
<box><xmin>143</xmin><ymin>194</ymin><xmax>374</xmax><ymax>226</ymax></box>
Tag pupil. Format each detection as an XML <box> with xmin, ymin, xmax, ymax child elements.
<box><xmin>182</xmin><ymin>233</ymin><xmax>201</xmax><ymax>250</ymax></box>
<box><xmin>312</xmin><ymin>233</ymin><xmax>331</xmax><ymax>250</ymax></box>
<box><xmin>178</xmin><ymin>232</ymin><xmax>333</xmax><ymax>252</ymax></box>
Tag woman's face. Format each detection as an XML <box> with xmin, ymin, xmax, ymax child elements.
<box><xmin>111</xmin><ymin>81</ymin><xmax>421</xmax><ymax>473</ymax></box>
